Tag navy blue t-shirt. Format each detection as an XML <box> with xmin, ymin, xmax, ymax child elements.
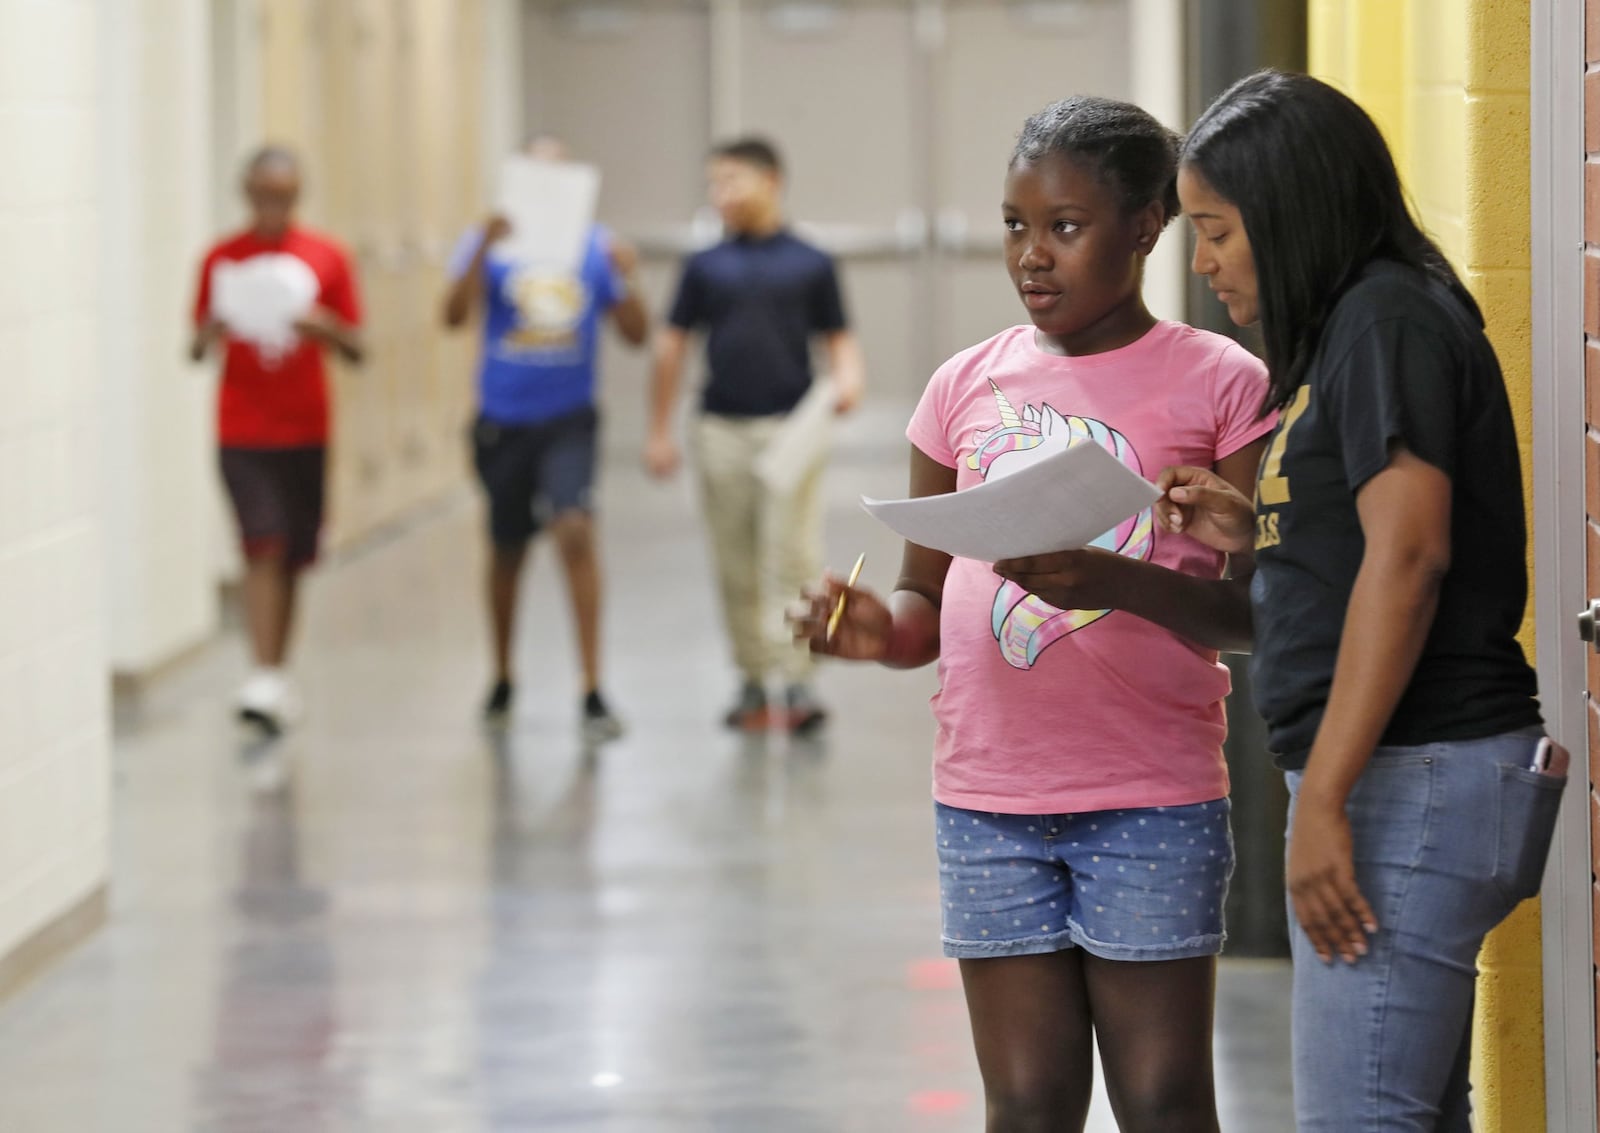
<box><xmin>667</xmin><ymin>230</ymin><xmax>848</xmax><ymax>417</ymax></box>
<box><xmin>1248</xmin><ymin>260</ymin><xmax>1540</xmax><ymax>765</ymax></box>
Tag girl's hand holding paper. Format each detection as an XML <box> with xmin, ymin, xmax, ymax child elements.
<box><xmin>993</xmin><ymin>547</ymin><xmax>1136</xmax><ymax>613</ymax></box>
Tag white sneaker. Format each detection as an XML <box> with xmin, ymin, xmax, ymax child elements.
<box><xmin>236</xmin><ymin>669</ymin><xmax>302</xmax><ymax>735</ymax></box>
<box><xmin>581</xmin><ymin>692</ymin><xmax>625</xmax><ymax>746</ymax></box>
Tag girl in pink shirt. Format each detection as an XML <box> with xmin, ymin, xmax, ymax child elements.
<box><xmin>797</xmin><ymin>97</ymin><xmax>1272</xmax><ymax>1132</ymax></box>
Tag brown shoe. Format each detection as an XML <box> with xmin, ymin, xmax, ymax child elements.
<box><xmin>784</xmin><ymin>684</ymin><xmax>828</xmax><ymax>734</ymax></box>
<box><xmin>723</xmin><ymin>681</ymin><xmax>768</xmax><ymax>730</ymax></box>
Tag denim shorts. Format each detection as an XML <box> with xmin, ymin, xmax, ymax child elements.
<box><xmin>935</xmin><ymin>799</ymin><xmax>1233</xmax><ymax>961</ymax></box>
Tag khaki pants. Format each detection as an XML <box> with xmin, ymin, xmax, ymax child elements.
<box><xmin>693</xmin><ymin>413</ymin><xmax>824</xmax><ymax>685</ymax></box>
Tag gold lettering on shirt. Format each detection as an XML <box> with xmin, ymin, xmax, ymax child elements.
<box><xmin>1255</xmin><ymin>511</ymin><xmax>1281</xmax><ymax>550</ymax></box>
<box><xmin>1257</xmin><ymin>384</ymin><xmax>1311</xmax><ymax>506</ymax></box>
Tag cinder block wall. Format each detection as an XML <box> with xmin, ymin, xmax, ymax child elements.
<box><xmin>99</xmin><ymin>0</ymin><xmax>219</xmax><ymax>676</ymax></box>
<box><xmin>0</xmin><ymin>0</ymin><xmax>111</xmax><ymax>963</ymax></box>
<box><xmin>1311</xmin><ymin>2</ymin><xmax>1542</xmax><ymax>1128</ymax></box>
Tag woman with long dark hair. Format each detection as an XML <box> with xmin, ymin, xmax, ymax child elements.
<box><xmin>1157</xmin><ymin>70</ymin><xmax>1564</xmax><ymax>1130</ymax></box>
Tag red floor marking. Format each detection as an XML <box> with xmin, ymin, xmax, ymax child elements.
<box><xmin>907</xmin><ymin>1090</ymin><xmax>972</xmax><ymax>1115</ymax></box>
<box><xmin>906</xmin><ymin>957</ymin><xmax>960</xmax><ymax>990</ymax></box>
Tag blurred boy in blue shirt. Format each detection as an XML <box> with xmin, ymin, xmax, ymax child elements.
<box><xmin>444</xmin><ymin>137</ymin><xmax>648</xmax><ymax>740</ymax></box>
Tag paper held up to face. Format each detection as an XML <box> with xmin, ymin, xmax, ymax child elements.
<box><xmin>496</xmin><ymin>157</ymin><xmax>600</xmax><ymax>272</ymax></box>
<box><xmin>861</xmin><ymin>440</ymin><xmax>1161</xmax><ymax>562</ymax></box>
<box><xmin>210</xmin><ymin>254</ymin><xmax>319</xmax><ymax>362</ymax></box>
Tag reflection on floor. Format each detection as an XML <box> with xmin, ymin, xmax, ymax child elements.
<box><xmin>0</xmin><ymin>434</ymin><xmax>1293</xmax><ymax>1131</ymax></box>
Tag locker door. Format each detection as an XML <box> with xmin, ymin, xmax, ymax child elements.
<box><xmin>405</xmin><ymin>0</ymin><xmax>463</xmax><ymax>500</ymax></box>
<box><xmin>387</xmin><ymin>0</ymin><xmax>426</xmax><ymax>512</ymax></box>
<box><xmin>345</xmin><ymin>0</ymin><xmax>403</xmax><ymax>538</ymax></box>
<box><xmin>439</xmin><ymin>0</ymin><xmax>488</xmax><ymax>452</ymax></box>
<box><xmin>259</xmin><ymin>0</ymin><xmax>326</xmax><ymax>218</ymax></box>
<box><xmin>317</xmin><ymin>0</ymin><xmax>365</xmax><ymax>547</ymax></box>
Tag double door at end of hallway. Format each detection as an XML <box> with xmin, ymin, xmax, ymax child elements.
<box><xmin>522</xmin><ymin>0</ymin><xmax>1139</xmax><ymax>415</ymax></box>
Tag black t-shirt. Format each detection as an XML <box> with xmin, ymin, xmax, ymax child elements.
<box><xmin>668</xmin><ymin>230</ymin><xmax>848</xmax><ymax>417</ymax></box>
<box><xmin>1249</xmin><ymin>259</ymin><xmax>1540</xmax><ymax>766</ymax></box>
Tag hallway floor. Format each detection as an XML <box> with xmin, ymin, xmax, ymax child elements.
<box><xmin>0</xmin><ymin>425</ymin><xmax>1293</xmax><ymax>1131</ymax></box>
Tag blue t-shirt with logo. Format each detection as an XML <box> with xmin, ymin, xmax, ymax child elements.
<box><xmin>449</xmin><ymin>225</ymin><xmax>623</xmax><ymax>425</ymax></box>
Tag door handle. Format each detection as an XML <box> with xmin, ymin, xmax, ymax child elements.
<box><xmin>1578</xmin><ymin>599</ymin><xmax>1600</xmax><ymax>650</ymax></box>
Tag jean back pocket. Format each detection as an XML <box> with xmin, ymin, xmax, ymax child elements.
<box><xmin>1492</xmin><ymin>763</ymin><xmax>1566</xmax><ymax>905</ymax></box>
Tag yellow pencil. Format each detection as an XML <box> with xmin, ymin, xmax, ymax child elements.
<box><xmin>827</xmin><ymin>553</ymin><xmax>866</xmax><ymax>642</ymax></box>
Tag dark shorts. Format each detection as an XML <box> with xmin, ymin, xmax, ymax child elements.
<box><xmin>219</xmin><ymin>446</ymin><xmax>328</xmax><ymax>570</ymax></box>
<box><xmin>471</xmin><ymin>407</ymin><xmax>599</xmax><ymax>547</ymax></box>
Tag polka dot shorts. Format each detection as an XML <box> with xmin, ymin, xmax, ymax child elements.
<box><xmin>935</xmin><ymin>799</ymin><xmax>1233</xmax><ymax>962</ymax></box>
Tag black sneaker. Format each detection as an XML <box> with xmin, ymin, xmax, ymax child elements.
<box><xmin>483</xmin><ymin>679</ymin><xmax>514</xmax><ymax>725</ymax></box>
<box><xmin>785</xmin><ymin>684</ymin><xmax>828</xmax><ymax>734</ymax></box>
<box><xmin>582</xmin><ymin>691</ymin><xmax>625</xmax><ymax>745</ymax></box>
<box><xmin>723</xmin><ymin>680</ymin><xmax>768</xmax><ymax>730</ymax></box>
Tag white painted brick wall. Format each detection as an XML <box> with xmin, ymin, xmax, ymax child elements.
<box><xmin>100</xmin><ymin>0</ymin><xmax>217</xmax><ymax>673</ymax></box>
<box><xmin>0</xmin><ymin>0</ymin><xmax>110</xmax><ymax>958</ymax></box>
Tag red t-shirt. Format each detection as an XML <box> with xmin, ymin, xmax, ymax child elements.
<box><xmin>192</xmin><ymin>227</ymin><xmax>362</xmax><ymax>448</ymax></box>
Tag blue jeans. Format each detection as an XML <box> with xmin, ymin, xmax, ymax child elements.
<box><xmin>1285</xmin><ymin>728</ymin><xmax>1562</xmax><ymax>1131</ymax></box>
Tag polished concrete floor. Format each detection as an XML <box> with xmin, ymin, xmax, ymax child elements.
<box><xmin>0</xmin><ymin>411</ymin><xmax>1293</xmax><ymax>1131</ymax></box>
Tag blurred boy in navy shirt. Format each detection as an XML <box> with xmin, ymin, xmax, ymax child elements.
<box><xmin>646</xmin><ymin>138</ymin><xmax>865</xmax><ymax>732</ymax></box>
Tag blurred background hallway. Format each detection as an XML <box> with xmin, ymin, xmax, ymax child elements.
<box><xmin>0</xmin><ymin>424</ymin><xmax>1293</xmax><ymax>1131</ymax></box>
<box><xmin>2</xmin><ymin>0</ymin><xmax>1590</xmax><ymax>1129</ymax></box>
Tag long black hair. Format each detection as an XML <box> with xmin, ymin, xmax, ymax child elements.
<box><xmin>1013</xmin><ymin>96</ymin><xmax>1181</xmax><ymax>227</ymax></box>
<box><xmin>1180</xmin><ymin>70</ymin><xmax>1480</xmax><ymax>413</ymax></box>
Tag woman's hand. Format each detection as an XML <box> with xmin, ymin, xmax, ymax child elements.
<box><xmin>992</xmin><ymin>548</ymin><xmax>1133</xmax><ymax>611</ymax></box>
<box><xmin>1155</xmin><ymin>465</ymin><xmax>1257</xmax><ymax>554</ymax></box>
<box><xmin>790</xmin><ymin>573</ymin><xmax>893</xmax><ymax>661</ymax></box>
<box><xmin>1287</xmin><ymin>795</ymin><xmax>1378</xmax><ymax>965</ymax></box>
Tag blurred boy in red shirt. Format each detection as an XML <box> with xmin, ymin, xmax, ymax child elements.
<box><xmin>191</xmin><ymin>147</ymin><xmax>364</xmax><ymax>733</ymax></box>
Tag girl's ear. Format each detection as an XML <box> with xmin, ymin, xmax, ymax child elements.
<box><xmin>1133</xmin><ymin>199</ymin><xmax>1165</xmax><ymax>255</ymax></box>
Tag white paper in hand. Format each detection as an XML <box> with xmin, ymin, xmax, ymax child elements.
<box><xmin>754</xmin><ymin>380</ymin><xmax>837</xmax><ymax>496</ymax></box>
<box><xmin>210</xmin><ymin>254</ymin><xmax>319</xmax><ymax>363</ymax></box>
<box><xmin>862</xmin><ymin>439</ymin><xmax>1159</xmax><ymax>562</ymax></box>
<box><xmin>496</xmin><ymin>157</ymin><xmax>600</xmax><ymax>272</ymax></box>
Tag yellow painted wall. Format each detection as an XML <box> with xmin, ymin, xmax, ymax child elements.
<box><xmin>1311</xmin><ymin>2</ymin><xmax>1543</xmax><ymax>1130</ymax></box>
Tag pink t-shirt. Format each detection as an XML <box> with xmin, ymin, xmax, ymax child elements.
<box><xmin>906</xmin><ymin>322</ymin><xmax>1274</xmax><ymax>815</ymax></box>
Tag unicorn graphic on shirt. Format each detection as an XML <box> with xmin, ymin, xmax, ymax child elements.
<box><xmin>969</xmin><ymin>380</ymin><xmax>1155</xmax><ymax>670</ymax></box>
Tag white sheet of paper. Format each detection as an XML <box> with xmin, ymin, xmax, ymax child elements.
<box><xmin>210</xmin><ymin>254</ymin><xmax>319</xmax><ymax>362</ymax></box>
<box><xmin>861</xmin><ymin>440</ymin><xmax>1160</xmax><ymax>562</ymax></box>
<box><xmin>495</xmin><ymin>157</ymin><xmax>600</xmax><ymax>272</ymax></box>
<box><xmin>754</xmin><ymin>380</ymin><xmax>837</xmax><ymax>496</ymax></box>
